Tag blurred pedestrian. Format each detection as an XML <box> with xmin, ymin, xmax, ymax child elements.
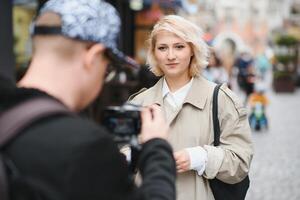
<box><xmin>129</xmin><ymin>15</ymin><xmax>253</xmax><ymax>200</ymax></box>
<box><xmin>254</xmin><ymin>53</ymin><xmax>271</xmax><ymax>81</ymax></box>
<box><xmin>235</xmin><ymin>51</ymin><xmax>255</xmax><ymax>101</ymax></box>
<box><xmin>248</xmin><ymin>83</ymin><xmax>269</xmax><ymax>131</ymax></box>
<box><xmin>203</xmin><ymin>49</ymin><xmax>229</xmax><ymax>85</ymax></box>
<box><xmin>0</xmin><ymin>0</ymin><xmax>176</xmax><ymax>200</ymax></box>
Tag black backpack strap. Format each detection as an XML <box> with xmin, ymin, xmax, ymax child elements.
<box><xmin>210</xmin><ymin>84</ymin><xmax>250</xmax><ymax>200</ymax></box>
<box><xmin>0</xmin><ymin>97</ymin><xmax>73</xmax><ymax>200</ymax></box>
<box><xmin>212</xmin><ymin>84</ymin><xmax>222</xmax><ymax>146</ymax></box>
<box><xmin>0</xmin><ymin>97</ymin><xmax>72</xmax><ymax>147</ymax></box>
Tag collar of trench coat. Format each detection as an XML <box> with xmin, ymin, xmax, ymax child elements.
<box><xmin>147</xmin><ymin>75</ymin><xmax>209</xmax><ymax>110</ymax></box>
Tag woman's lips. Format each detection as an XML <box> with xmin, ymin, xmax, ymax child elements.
<box><xmin>166</xmin><ymin>63</ymin><xmax>179</xmax><ymax>67</ymax></box>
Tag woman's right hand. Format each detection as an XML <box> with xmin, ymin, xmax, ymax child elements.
<box><xmin>174</xmin><ymin>150</ymin><xmax>191</xmax><ymax>173</ymax></box>
<box><xmin>140</xmin><ymin>104</ymin><xmax>169</xmax><ymax>143</ymax></box>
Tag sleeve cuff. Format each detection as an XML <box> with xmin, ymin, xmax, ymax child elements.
<box><xmin>203</xmin><ymin>145</ymin><xmax>225</xmax><ymax>179</ymax></box>
<box><xmin>185</xmin><ymin>146</ymin><xmax>207</xmax><ymax>176</ymax></box>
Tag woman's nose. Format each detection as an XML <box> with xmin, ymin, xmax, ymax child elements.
<box><xmin>167</xmin><ymin>49</ymin><xmax>176</xmax><ymax>60</ymax></box>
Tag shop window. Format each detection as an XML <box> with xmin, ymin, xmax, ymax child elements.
<box><xmin>13</xmin><ymin>2</ymin><xmax>37</xmax><ymax>80</ymax></box>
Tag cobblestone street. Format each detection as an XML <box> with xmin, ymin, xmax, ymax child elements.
<box><xmin>246</xmin><ymin>88</ymin><xmax>300</xmax><ymax>200</ymax></box>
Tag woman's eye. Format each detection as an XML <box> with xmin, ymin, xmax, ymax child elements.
<box><xmin>158</xmin><ymin>46</ymin><xmax>167</xmax><ymax>51</ymax></box>
<box><xmin>175</xmin><ymin>45</ymin><xmax>185</xmax><ymax>49</ymax></box>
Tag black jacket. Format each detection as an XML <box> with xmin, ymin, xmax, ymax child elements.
<box><xmin>0</xmin><ymin>80</ymin><xmax>176</xmax><ymax>200</ymax></box>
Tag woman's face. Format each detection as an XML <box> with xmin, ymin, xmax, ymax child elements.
<box><xmin>154</xmin><ymin>31</ymin><xmax>193</xmax><ymax>79</ymax></box>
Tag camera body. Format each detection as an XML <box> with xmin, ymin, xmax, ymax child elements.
<box><xmin>102</xmin><ymin>103</ymin><xmax>142</xmax><ymax>140</ymax></box>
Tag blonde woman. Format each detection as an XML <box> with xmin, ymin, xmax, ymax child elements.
<box><xmin>130</xmin><ymin>15</ymin><xmax>253</xmax><ymax>200</ymax></box>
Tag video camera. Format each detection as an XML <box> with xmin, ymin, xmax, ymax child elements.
<box><xmin>102</xmin><ymin>103</ymin><xmax>142</xmax><ymax>144</ymax></box>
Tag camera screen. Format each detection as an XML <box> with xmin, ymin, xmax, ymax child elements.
<box><xmin>106</xmin><ymin>117</ymin><xmax>136</xmax><ymax>136</ymax></box>
<box><xmin>101</xmin><ymin>104</ymin><xmax>142</xmax><ymax>138</ymax></box>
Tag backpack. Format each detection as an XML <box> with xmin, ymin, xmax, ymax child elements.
<box><xmin>0</xmin><ymin>97</ymin><xmax>71</xmax><ymax>200</ymax></box>
<box><xmin>209</xmin><ymin>84</ymin><xmax>250</xmax><ymax>200</ymax></box>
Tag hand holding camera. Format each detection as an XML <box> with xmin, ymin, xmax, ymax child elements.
<box><xmin>140</xmin><ymin>104</ymin><xmax>169</xmax><ymax>143</ymax></box>
<box><xmin>102</xmin><ymin>103</ymin><xmax>169</xmax><ymax>173</ymax></box>
<box><xmin>102</xmin><ymin>103</ymin><xmax>168</xmax><ymax>144</ymax></box>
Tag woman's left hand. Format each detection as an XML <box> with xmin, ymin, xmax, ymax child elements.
<box><xmin>174</xmin><ymin>150</ymin><xmax>191</xmax><ymax>173</ymax></box>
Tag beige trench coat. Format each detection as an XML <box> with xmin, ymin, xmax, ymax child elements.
<box><xmin>129</xmin><ymin>75</ymin><xmax>254</xmax><ymax>200</ymax></box>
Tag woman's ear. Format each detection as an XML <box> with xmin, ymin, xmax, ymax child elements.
<box><xmin>83</xmin><ymin>43</ymin><xmax>107</xmax><ymax>71</ymax></box>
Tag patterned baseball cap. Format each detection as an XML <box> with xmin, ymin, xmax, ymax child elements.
<box><xmin>31</xmin><ymin>0</ymin><xmax>139</xmax><ymax>69</ymax></box>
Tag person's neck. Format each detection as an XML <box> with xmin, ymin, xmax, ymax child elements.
<box><xmin>165</xmin><ymin>74</ymin><xmax>191</xmax><ymax>93</ymax></box>
<box><xmin>18</xmin><ymin>59</ymin><xmax>81</xmax><ymax>111</ymax></box>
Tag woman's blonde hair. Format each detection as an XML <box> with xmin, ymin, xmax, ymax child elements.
<box><xmin>147</xmin><ymin>15</ymin><xmax>209</xmax><ymax>77</ymax></box>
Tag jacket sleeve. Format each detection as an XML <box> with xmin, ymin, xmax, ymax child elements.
<box><xmin>65</xmin><ymin>130</ymin><xmax>135</xmax><ymax>200</ymax></box>
<box><xmin>66</xmin><ymin>127</ymin><xmax>176</xmax><ymax>200</ymax></box>
<box><xmin>130</xmin><ymin>138</ymin><xmax>177</xmax><ymax>200</ymax></box>
<box><xmin>203</xmin><ymin>86</ymin><xmax>254</xmax><ymax>184</ymax></box>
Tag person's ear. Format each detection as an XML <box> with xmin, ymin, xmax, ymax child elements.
<box><xmin>83</xmin><ymin>43</ymin><xmax>107</xmax><ymax>71</ymax></box>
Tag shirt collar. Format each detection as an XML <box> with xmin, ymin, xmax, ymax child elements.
<box><xmin>162</xmin><ymin>77</ymin><xmax>194</xmax><ymax>98</ymax></box>
<box><xmin>147</xmin><ymin>75</ymin><xmax>209</xmax><ymax>110</ymax></box>
<box><xmin>162</xmin><ymin>78</ymin><xmax>169</xmax><ymax>98</ymax></box>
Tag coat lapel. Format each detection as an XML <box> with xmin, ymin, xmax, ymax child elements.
<box><xmin>142</xmin><ymin>78</ymin><xmax>164</xmax><ymax>106</ymax></box>
<box><xmin>166</xmin><ymin>104</ymin><xmax>182</xmax><ymax>125</ymax></box>
<box><xmin>183</xmin><ymin>75</ymin><xmax>209</xmax><ymax>110</ymax></box>
<box><xmin>142</xmin><ymin>76</ymin><xmax>210</xmax><ymax>125</ymax></box>
<box><xmin>167</xmin><ymin>75</ymin><xmax>209</xmax><ymax>125</ymax></box>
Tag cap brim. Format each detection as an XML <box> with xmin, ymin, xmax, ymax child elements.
<box><xmin>105</xmin><ymin>48</ymin><xmax>140</xmax><ymax>70</ymax></box>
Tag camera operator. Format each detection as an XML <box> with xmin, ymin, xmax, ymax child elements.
<box><xmin>0</xmin><ymin>0</ymin><xmax>176</xmax><ymax>200</ymax></box>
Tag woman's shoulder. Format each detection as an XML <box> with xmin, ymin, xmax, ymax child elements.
<box><xmin>128</xmin><ymin>87</ymin><xmax>149</xmax><ymax>101</ymax></box>
<box><xmin>128</xmin><ymin>78</ymin><xmax>163</xmax><ymax>103</ymax></box>
<box><xmin>218</xmin><ymin>84</ymin><xmax>247</xmax><ymax>118</ymax></box>
<box><xmin>194</xmin><ymin>75</ymin><xmax>216</xmax><ymax>93</ymax></box>
<box><xmin>130</xmin><ymin>88</ymin><xmax>153</xmax><ymax>106</ymax></box>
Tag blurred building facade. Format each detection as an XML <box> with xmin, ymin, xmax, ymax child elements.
<box><xmin>171</xmin><ymin>0</ymin><xmax>299</xmax><ymax>76</ymax></box>
<box><xmin>180</xmin><ymin>0</ymin><xmax>295</xmax><ymax>52</ymax></box>
<box><xmin>1</xmin><ymin>0</ymin><xmax>299</xmax><ymax>86</ymax></box>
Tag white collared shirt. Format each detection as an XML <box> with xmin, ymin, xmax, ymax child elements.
<box><xmin>162</xmin><ymin>77</ymin><xmax>193</xmax><ymax>108</ymax></box>
<box><xmin>162</xmin><ymin>77</ymin><xmax>208</xmax><ymax>176</ymax></box>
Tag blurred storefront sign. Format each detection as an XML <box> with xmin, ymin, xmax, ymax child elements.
<box><xmin>130</xmin><ymin>0</ymin><xmax>144</xmax><ymax>11</ymax></box>
<box><xmin>13</xmin><ymin>5</ymin><xmax>36</xmax><ymax>66</ymax></box>
<box><xmin>134</xmin><ymin>1</ymin><xmax>180</xmax><ymax>64</ymax></box>
<box><xmin>13</xmin><ymin>2</ymin><xmax>37</xmax><ymax>80</ymax></box>
<box><xmin>136</xmin><ymin>3</ymin><xmax>164</xmax><ymax>25</ymax></box>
